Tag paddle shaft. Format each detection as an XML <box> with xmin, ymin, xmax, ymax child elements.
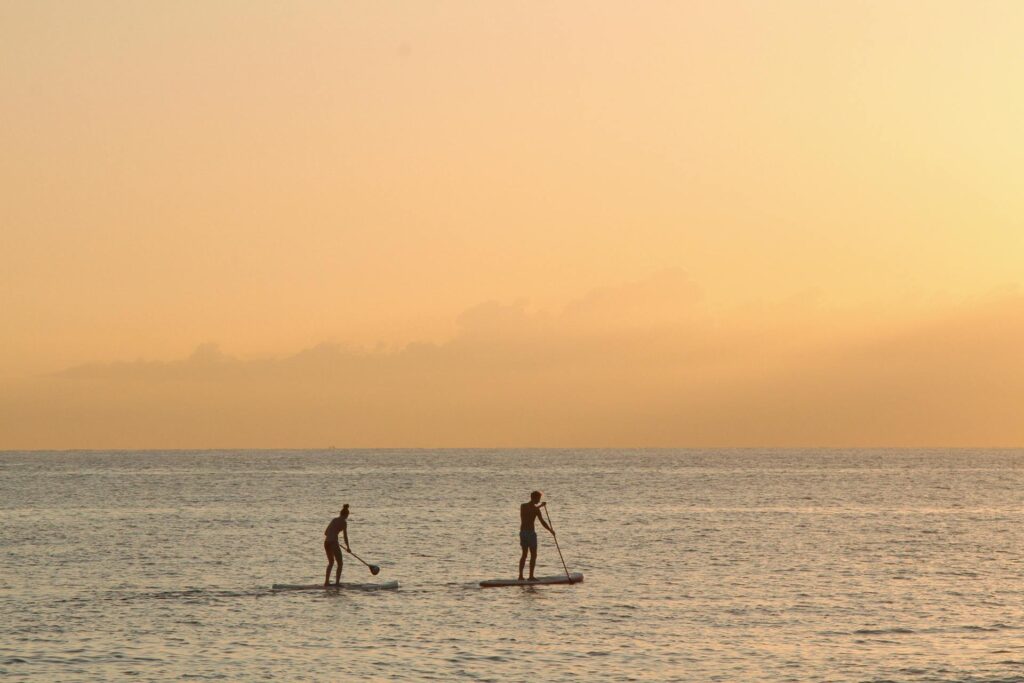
<box><xmin>343</xmin><ymin>546</ymin><xmax>378</xmax><ymax>573</ymax></box>
<box><xmin>543</xmin><ymin>505</ymin><xmax>574</xmax><ymax>584</ymax></box>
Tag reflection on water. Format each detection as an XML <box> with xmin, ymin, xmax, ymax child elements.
<box><xmin>2</xmin><ymin>449</ymin><xmax>1023</xmax><ymax>681</ymax></box>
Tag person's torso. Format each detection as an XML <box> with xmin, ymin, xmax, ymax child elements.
<box><xmin>325</xmin><ymin>517</ymin><xmax>347</xmax><ymax>541</ymax></box>
<box><xmin>520</xmin><ymin>503</ymin><xmax>537</xmax><ymax>531</ymax></box>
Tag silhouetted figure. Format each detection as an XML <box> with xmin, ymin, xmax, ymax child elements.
<box><xmin>519</xmin><ymin>491</ymin><xmax>554</xmax><ymax>581</ymax></box>
<box><xmin>324</xmin><ymin>504</ymin><xmax>351</xmax><ymax>585</ymax></box>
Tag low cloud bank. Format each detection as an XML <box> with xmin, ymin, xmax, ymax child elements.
<box><xmin>3</xmin><ymin>271</ymin><xmax>1023</xmax><ymax>448</ymax></box>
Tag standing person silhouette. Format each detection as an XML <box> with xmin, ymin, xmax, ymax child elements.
<box><xmin>519</xmin><ymin>491</ymin><xmax>554</xmax><ymax>581</ymax></box>
<box><xmin>324</xmin><ymin>504</ymin><xmax>350</xmax><ymax>586</ymax></box>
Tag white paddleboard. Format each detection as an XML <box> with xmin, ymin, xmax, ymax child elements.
<box><xmin>272</xmin><ymin>581</ymin><xmax>399</xmax><ymax>591</ymax></box>
<box><xmin>479</xmin><ymin>572</ymin><xmax>583</xmax><ymax>588</ymax></box>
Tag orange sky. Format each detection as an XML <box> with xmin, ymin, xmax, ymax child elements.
<box><xmin>2</xmin><ymin>2</ymin><xmax>1022</xmax><ymax>448</ymax></box>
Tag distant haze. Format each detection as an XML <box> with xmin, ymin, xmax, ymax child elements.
<box><xmin>2</xmin><ymin>2</ymin><xmax>1022</xmax><ymax>448</ymax></box>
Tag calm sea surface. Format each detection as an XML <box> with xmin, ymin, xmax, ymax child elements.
<box><xmin>2</xmin><ymin>449</ymin><xmax>1024</xmax><ymax>682</ymax></box>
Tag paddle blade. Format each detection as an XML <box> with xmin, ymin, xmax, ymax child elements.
<box><xmin>369</xmin><ymin>565</ymin><xmax>381</xmax><ymax>575</ymax></box>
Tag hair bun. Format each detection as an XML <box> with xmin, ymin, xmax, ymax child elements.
<box><xmin>342</xmin><ymin>503</ymin><xmax>349</xmax><ymax>509</ymax></box>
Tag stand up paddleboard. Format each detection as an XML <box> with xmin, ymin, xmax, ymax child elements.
<box><xmin>479</xmin><ymin>573</ymin><xmax>583</xmax><ymax>588</ymax></box>
<box><xmin>272</xmin><ymin>581</ymin><xmax>399</xmax><ymax>591</ymax></box>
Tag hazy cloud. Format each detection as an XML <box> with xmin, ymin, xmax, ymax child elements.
<box><xmin>2</xmin><ymin>272</ymin><xmax>1023</xmax><ymax>448</ymax></box>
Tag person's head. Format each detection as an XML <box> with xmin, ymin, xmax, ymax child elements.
<box><xmin>340</xmin><ymin>504</ymin><xmax>350</xmax><ymax>518</ymax></box>
<box><xmin>530</xmin><ymin>491</ymin><xmax>542</xmax><ymax>504</ymax></box>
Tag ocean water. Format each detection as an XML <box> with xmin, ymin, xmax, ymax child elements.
<box><xmin>2</xmin><ymin>449</ymin><xmax>1024</xmax><ymax>682</ymax></box>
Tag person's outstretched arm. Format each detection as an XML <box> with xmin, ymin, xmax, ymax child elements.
<box><xmin>538</xmin><ymin>507</ymin><xmax>554</xmax><ymax>534</ymax></box>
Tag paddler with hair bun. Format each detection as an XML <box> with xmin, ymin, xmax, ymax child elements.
<box><xmin>324</xmin><ymin>504</ymin><xmax>351</xmax><ymax>586</ymax></box>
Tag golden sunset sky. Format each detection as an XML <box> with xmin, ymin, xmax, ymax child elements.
<box><xmin>2</xmin><ymin>2</ymin><xmax>1022</xmax><ymax>448</ymax></box>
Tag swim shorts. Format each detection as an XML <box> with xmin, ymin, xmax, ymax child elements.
<box><xmin>519</xmin><ymin>530</ymin><xmax>538</xmax><ymax>551</ymax></box>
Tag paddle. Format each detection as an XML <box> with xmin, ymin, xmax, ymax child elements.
<box><xmin>542</xmin><ymin>504</ymin><xmax>574</xmax><ymax>584</ymax></box>
<box><xmin>343</xmin><ymin>547</ymin><xmax>381</xmax><ymax>575</ymax></box>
